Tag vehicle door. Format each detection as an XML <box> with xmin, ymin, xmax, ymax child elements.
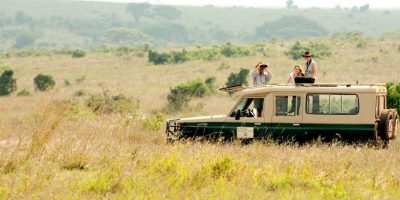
<box><xmin>271</xmin><ymin>93</ymin><xmax>303</xmax><ymax>135</ymax></box>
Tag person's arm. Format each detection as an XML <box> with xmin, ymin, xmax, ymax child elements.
<box><xmin>312</xmin><ymin>63</ymin><xmax>317</xmax><ymax>77</ymax></box>
<box><xmin>266</xmin><ymin>69</ymin><xmax>273</xmax><ymax>80</ymax></box>
<box><xmin>287</xmin><ymin>76</ymin><xmax>292</xmax><ymax>84</ymax></box>
<box><xmin>250</xmin><ymin>70</ymin><xmax>257</xmax><ymax>84</ymax></box>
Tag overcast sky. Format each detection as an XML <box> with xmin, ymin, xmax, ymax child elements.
<box><xmin>84</xmin><ymin>0</ymin><xmax>400</xmax><ymax>8</ymax></box>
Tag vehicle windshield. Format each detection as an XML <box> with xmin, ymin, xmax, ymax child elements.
<box><xmin>230</xmin><ymin>97</ymin><xmax>264</xmax><ymax>118</ymax></box>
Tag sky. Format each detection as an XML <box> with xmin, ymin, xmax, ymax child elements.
<box><xmin>83</xmin><ymin>0</ymin><xmax>400</xmax><ymax>8</ymax></box>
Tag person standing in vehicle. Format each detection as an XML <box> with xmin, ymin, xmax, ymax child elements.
<box><xmin>250</xmin><ymin>62</ymin><xmax>273</xmax><ymax>117</ymax></box>
<box><xmin>250</xmin><ymin>62</ymin><xmax>273</xmax><ymax>85</ymax></box>
<box><xmin>302</xmin><ymin>51</ymin><xmax>317</xmax><ymax>83</ymax></box>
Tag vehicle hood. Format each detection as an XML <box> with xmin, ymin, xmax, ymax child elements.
<box><xmin>169</xmin><ymin>115</ymin><xmax>226</xmax><ymax>123</ymax></box>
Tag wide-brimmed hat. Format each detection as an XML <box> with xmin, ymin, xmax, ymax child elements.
<box><xmin>302</xmin><ymin>51</ymin><xmax>313</xmax><ymax>57</ymax></box>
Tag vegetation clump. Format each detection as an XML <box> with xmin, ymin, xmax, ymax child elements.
<box><xmin>86</xmin><ymin>92</ymin><xmax>139</xmax><ymax>115</ymax></box>
<box><xmin>386</xmin><ymin>82</ymin><xmax>400</xmax><ymax>113</ymax></box>
<box><xmin>286</xmin><ymin>41</ymin><xmax>332</xmax><ymax>60</ymax></box>
<box><xmin>167</xmin><ymin>77</ymin><xmax>216</xmax><ymax>111</ymax></box>
<box><xmin>0</xmin><ymin>70</ymin><xmax>17</xmax><ymax>96</ymax></box>
<box><xmin>71</xmin><ymin>49</ymin><xmax>86</xmax><ymax>58</ymax></box>
<box><xmin>34</xmin><ymin>74</ymin><xmax>55</xmax><ymax>91</ymax></box>
<box><xmin>225</xmin><ymin>68</ymin><xmax>250</xmax><ymax>87</ymax></box>
<box><xmin>17</xmin><ymin>88</ymin><xmax>30</xmax><ymax>96</ymax></box>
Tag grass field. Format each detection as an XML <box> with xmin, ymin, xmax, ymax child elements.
<box><xmin>0</xmin><ymin>35</ymin><xmax>400</xmax><ymax>199</ymax></box>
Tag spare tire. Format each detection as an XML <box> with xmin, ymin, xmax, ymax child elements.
<box><xmin>379</xmin><ymin>110</ymin><xmax>396</xmax><ymax>140</ymax></box>
<box><xmin>392</xmin><ymin>110</ymin><xmax>398</xmax><ymax>139</ymax></box>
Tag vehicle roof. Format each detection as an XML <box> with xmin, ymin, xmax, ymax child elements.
<box><xmin>238</xmin><ymin>83</ymin><xmax>387</xmax><ymax>95</ymax></box>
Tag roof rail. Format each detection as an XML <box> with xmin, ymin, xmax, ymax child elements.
<box><xmin>219</xmin><ymin>83</ymin><xmax>386</xmax><ymax>93</ymax></box>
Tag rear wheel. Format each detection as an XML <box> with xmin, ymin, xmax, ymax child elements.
<box><xmin>378</xmin><ymin>109</ymin><xmax>397</xmax><ymax>142</ymax></box>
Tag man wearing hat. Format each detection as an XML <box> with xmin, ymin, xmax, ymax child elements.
<box><xmin>302</xmin><ymin>51</ymin><xmax>317</xmax><ymax>82</ymax></box>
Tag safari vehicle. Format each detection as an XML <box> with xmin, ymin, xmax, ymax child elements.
<box><xmin>166</xmin><ymin>83</ymin><xmax>398</xmax><ymax>144</ymax></box>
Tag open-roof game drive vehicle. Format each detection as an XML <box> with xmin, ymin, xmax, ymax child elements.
<box><xmin>166</xmin><ymin>83</ymin><xmax>398</xmax><ymax>145</ymax></box>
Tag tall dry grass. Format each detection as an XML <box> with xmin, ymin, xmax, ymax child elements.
<box><xmin>0</xmin><ymin>37</ymin><xmax>400</xmax><ymax>199</ymax></box>
<box><xmin>0</xmin><ymin>101</ymin><xmax>399</xmax><ymax>199</ymax></box>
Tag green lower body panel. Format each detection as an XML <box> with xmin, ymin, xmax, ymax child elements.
<box><xmin>178</xmin><ymin>122</ymin><xmax>375</xmax><ymax>140</ymax></box>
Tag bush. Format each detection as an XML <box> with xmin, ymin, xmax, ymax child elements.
<box><xmin>189</xmin><ymin>47</ymin><xmax>220</xmax><ymax>61</ymax></box>
<box><xmin>286</xmin><ymin>41</ymin><xmax>307</xmax><ymax>60</ymax></box>
<box><xmin>0</xmin><ymin>70</ymin><xmax>17</xmax><ymax>96</ymax></box>
<box><xmin>86</xmin><ymin>92</ymin><xmax>139</xmax><ymax>115</ymax></box>
<box><xmin>142</xmin><ymin>112</ymin><xmax>166</xmax><ymax>131</ymax></box>
<box><xmin>225</xmin><ymin>68</ymin><xmax>250</xmax><ymax>87</ymax></box>
<box><xmin>34</xmin><ymin>74</ymin><xmax>55</xmax><ymax>91</ymax></box>
<box><xmin>17</xmin><ymin>88</ymin><xmax>30</xmax><ymax>96</ymax></box>
<box><xmin>386</xmin><ymin>82</ymin><xmax>400</xmax><ymax>113</ymax></box>
<box><xmin>167</xmin><ymin>78</ymin><xmax>215</xmax><ymax>111</ymax></box>
<box><xmin>148</xmin><ymin>50</ymin><xmax>170</xmax><ymax>65</ymax></box>
<box><xmin>71</xmin><ymin>49</ymin><xmax>86</xmax><ymax>58</ymax></box>
<box><xmin>286</xmin><ymin>41</ymin><xmax>332</xmax><ymax>60</ymax></box>
<box><xmin>170</xmin><ymin>49</ymin><xmax>189</xmax><ymax>64</ymax></box>
<box><xmin>220</xmin><ymin>43</ymin><xmax>251</xmax><ymax>57</ymax></box>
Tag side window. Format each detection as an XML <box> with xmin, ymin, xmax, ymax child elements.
<box><xmin>275</xmin><ymin>96</ymin><xmax>301</xmax><ymax>116</ymax></box>
<box><xmin>230</xmin><ymin>97</ymin><xmax>265</xmax><ymax>118</ymax></box>
<box><xmin>307</xmin><ymin>94</ymin><xmax>359</xmax><ymax>115</ymax></box>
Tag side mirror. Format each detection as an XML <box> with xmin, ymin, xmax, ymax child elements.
<box><xmin>235</xmin><ymin>109</ymin><xmax>241</xmax><ymax>120</ymax></box>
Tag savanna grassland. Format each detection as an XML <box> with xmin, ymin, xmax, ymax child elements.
<box><xmin>1</xmin><ymin>34</ymin><xmax>400</xmax><ymax>199</ymax></box>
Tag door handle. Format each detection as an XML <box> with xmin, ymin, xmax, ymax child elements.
<box><xmin>293</xmin><ymin>124</ymin><xmax>300</xmax><ymax>127</ymax></box>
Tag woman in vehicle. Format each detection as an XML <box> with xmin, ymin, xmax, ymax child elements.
<box><xmin>286</xmin><ymin>64</ymin><xmax>304</xmax><ymax>84</ymax></box>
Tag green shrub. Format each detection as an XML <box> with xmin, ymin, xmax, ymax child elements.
<box><xmin>0</xmin><ymin>70</ymin><xmax>17</xmax><ymax>96</ymax></box>
<box><xmin>71</xmin><ymin>49</ymin><xmax>86</xmax><ymax>58</ymax></box>
<box><xmin>286</xmin><ymin>41</ymin><xmax>332</xmax><ymax>60</ymax></box>
<box><xmin>86</xmin><ymin>92</ymin><xmax>139</xmax><ymax>115</ymax></box>
<box><xmin>386</xmin><ymin>82</ymin><xmax>400</xmax><ymax>113</ymax></box>
<box><xmin>220</xmin><ymin>43</ymin><xmax>251</xmax><ymax>57</ymax></box>
<box><xmin>34</xmin><ymin>74</ymin><xmax>55</xmax><ymax>91</ymax></box>
<box><xmin>189</xmin><ymin>47</ymin><xmax>220</xmax><ymax>61</ymax></box>
<box><xmin>17</xmin><ymin>88</ymin><xmax>30</xmax><ymax>96</ymax></box>
<box><xmin>148</xmin><ymin>50</ymin><xmax>170</xmax><ymax>65</ymax></box>
<box><xmin>142</xmin><ymin>112</ymin><xmax>166</xmax><ymax>131</ymax></box>
<box><xmin>286</xmin><ymin>41</ymin><xmax>307</xmax><ymax>60</ymax></box>
<box><xmin>64</xmin><ymin>79</ymin><xmax>71</xmax><ymax>86</ymax></box>
<box><xmin>167</xmin><ymin>78</ymin><xmax>215</xmax><ymax>111</ymax></box>
<box><xmin>169</xmin><ymin>49</ymin><xmax>189</xmax><ymax>64</ymax></box>
<box><xmin>225</xmin><ymin>68</ymin><xmax>250</xmax><ymax>87</ymax></box>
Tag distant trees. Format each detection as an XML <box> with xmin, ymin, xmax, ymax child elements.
<box><xmin>102</xmin><ymin>28</ymin><xmax>151</xmax><ymax>46</ymax></box>
<box><xmin>143</xmin><ymin>22</ymin><xmax>188</xmax><ymax>43</ymax></box>
<box><xmin>255</xmin><ymin>16</ymin><xmax>328</xmax><ymax>40</ymax></box>
<box><xmin>14</xmin><ymin>32</ymin><xmax>36</xmax><ymax>49</ymax></box>
<box><xmin>360</xmin><ymin>4</ymin><xmax>370</xmax><ymax>12</ymax></box>
<box><xmin>126</xmin><ymin>3</ymin><xmax>182</xmax><ymax>22</ymax></box>
<box><xmin>152</xmin><ymin>5</ymin><xmax>182</xmax><ymax>20</ymax></box>
<box><xmin>286</xmin><ymin>0</ymin><xmax>297</xmax><ymax>9</ymax></box>
<box><xmin>126</xmin><ymin>3</ymin><xmax>152</xmax><ymax>23</ymax></box>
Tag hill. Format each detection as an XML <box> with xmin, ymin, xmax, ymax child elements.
<box><xmin>1</xmin><ymin>0</ymin><xmax>400</xmax><ymax>49</ymax></box>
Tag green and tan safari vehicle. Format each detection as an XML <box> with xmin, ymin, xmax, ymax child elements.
<box><xmin>166</xmin><ymin>83</ymin><xmax>398</xmax><ymax>144</ymax></box>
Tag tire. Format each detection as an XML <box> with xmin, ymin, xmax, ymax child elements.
<box><xmin>378</xmin><ymin>110</ymin><xmax>396</xmax><ymax>141</ymax></box>
<box><xmin>392</xmin><ymin>111</ymin><xmax>398</xmax><ymax>139</ymax></box>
